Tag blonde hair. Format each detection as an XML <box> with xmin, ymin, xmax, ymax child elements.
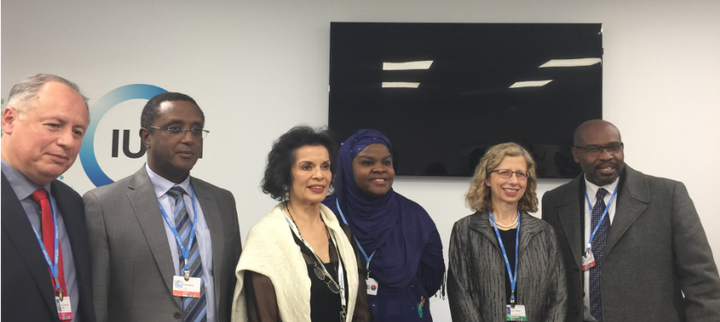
<box><xmin>465</xmin><ymin>142</ymin><xmax>538</xmax><ymax>213</ymax></box>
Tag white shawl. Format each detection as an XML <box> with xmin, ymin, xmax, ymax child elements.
<box><xmin>231</xmin><ymin>204</ymin><xmax>359</xmax><ymax>321</ymax></box>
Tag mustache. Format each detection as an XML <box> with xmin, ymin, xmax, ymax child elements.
<box><xmin>595</xmin><ymin>161</ymin><xmax>617</xmax><ymax>169</ymax></box>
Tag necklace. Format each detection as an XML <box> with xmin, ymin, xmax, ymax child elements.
<box><xmin>286</xmin><ymin>205</ymin><xmax>330</xmax><ymax>239</ymax></box>
<box><xmin>490</xmin><ymin>213</ymin><xmax>519</xmax><ymax>230</ymax></box>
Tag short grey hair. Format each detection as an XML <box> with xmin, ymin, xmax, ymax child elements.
<box><xmin>6</xmin><ymin>74</ymin><xmax>89</xmax><ymax>115</ymax></box>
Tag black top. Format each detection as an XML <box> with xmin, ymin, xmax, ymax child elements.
<box><xmin>498</xmin><ymin>228</ymin><xmax>518</xmax><ymax>304</ymax></box>
<box><xmin>293</xmin><ymin>232</ymin><xmax>348</xmax><ymax>322</ymax></box>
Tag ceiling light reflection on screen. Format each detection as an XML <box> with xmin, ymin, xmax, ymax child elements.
<box><xmin>539</xmin><ymin>58</ymin><xmax>602</xmax><ymax>68</ymax></box>
<box><xmin>509</xmin><ymin>80</ymin><xmax>553</xmax><ymax>88</ymax></box>
<box><xmin>382</xmin><ymin>82</ymin><xmax>421</xmax><ymax>88</ymax></box>
<box><xmin>383</xmin><ymin>60</ymin><xmax>433</xmax><ymax>70</ymax></box>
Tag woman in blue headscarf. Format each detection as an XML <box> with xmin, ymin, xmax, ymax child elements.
<box><xmin>324</xmin><ymin>129</ymin><xmax>445</xmax><ymax>321</ymax></box>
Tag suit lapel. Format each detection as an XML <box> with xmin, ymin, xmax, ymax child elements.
<box><xmin>191</xmin><ymin>178</ymin><xmax>225</xmax><ymax>309</ymax></box>
<box><xmin>1</xmin><ymin>174</ymin><xmax>58</xmax><ymax>315</ymax></box>
<box><xmin>126</xmin><ymin>169</ymin><xmax>177</xmax><ymax>296</ymax></box>
<box><xmin>557</xmin><ymin>176</ymin><xmax>585</xmax><ymax>268</ymax></box>
<box><xmin>467</xmin><ymin>211</ymin><xmax>499</xmax><ymax>250</ymax></box>
<box><xmin>606</xmin><ymin>166</ymin><xmax>649</xmax><ymax>256</ymax></box>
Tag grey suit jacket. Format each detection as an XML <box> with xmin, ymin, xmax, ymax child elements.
<box><xmin>448</xmin><ymin>211</ymin><xmax>566</xmax><ymax>322</ymax></box>
<box><xmin>542</xmin><ymin>165</ymin><xmax>720</xmax><ymax>322</ymax></box>
<box><xmin>83</xmin><ymin>167</ymin><xmax>242</xmax><ymax>322</ymax></box>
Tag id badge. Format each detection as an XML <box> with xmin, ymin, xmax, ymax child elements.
<box><xmin>55</xmin><ymin>296</ymin><xmax>73</xmax><ymax>320</ymax></box>
<box><xmin>506</xmin><ymin>304</ymin><xmax>527</xmax><ymax>321</ymax></box>
<box><xmin>366</xmin><ymin>277</ymin><xmax>379</xmax><ymax>296</ymax></box>
<box><xmin>172</xmin><ymin>275</ymin><xmax>202</xmax><ymax>298</ymax></box>
<box><xmin>582</xmin><ymin>251</ymin><xmax>596</xmax><ymax>271</ymax></box>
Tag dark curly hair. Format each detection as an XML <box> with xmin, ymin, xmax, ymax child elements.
<box><xmin>262</xmin><ymin>126</ymin><xmax>337</xmax><ymax>201</ymax></box>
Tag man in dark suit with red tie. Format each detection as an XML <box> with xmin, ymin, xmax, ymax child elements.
<box><xmin>1</xmin><ymin>74</ymin><xmax>96</xmax><ymax>322</ymax></box>
<box><xmin>542</xmin><ymin>119</ymin><xmax>720</xmax><ymax>322</ymax></box>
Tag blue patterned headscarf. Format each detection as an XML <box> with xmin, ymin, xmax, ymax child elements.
<box><xmin>324</xmin><ymin>129</ymin><xmax>445</xmax><ymax>290</ymax></box>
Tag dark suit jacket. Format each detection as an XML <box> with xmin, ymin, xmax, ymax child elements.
<box><xmin>542</xmin><ymin>165</ymin><xmax>720</xmax><ymax>322</ymax></box>
<box><xmin>2</xmin><ymin>173</ymin><xmax>96</xmax><ymax>322</ymax></box>
<box><xmin>83</xmin><ymin>167</ymin><xmax>242</xmax><ymax>322</ymax></box>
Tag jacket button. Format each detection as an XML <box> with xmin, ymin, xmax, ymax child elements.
<box><xmin>174</xmin><ymin>312</ymin><xmax>182</xmax><ymax>319</ymax></box>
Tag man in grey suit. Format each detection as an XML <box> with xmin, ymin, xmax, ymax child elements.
<box><xmin>83</xmin><ymin>92</ymin><xmax>242</xmax><ymax>322</ymax></box>
<box><xmin>542</xmin><ymin>119</ymin><xmax>720</xmax><ymax>322</ymax></box>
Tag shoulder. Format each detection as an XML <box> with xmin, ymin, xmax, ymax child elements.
<box><xmin>51</xmin><ymin>179</ymin><xmax>82</xmax><ymax>199</ymax></box>
<box><xmin>239</xmin><ymin>205</ymin><xmax>296</xmax><ymax>271</ymax></box>
<box><xmin>189</xmin><ymin>176</ymin><xmax>227</xmax><ymax>192</ymax></box>
<box><xmin>50</xmin><ymin>180</ymin><xmax>85</xmax><ymax>213</ymax></box>
<box><xmin>83</xmin><ymin>167</ymin><xmax>148</xmax><ymax>199</ymax></box>
<box><xmin>190</xmin><ymin>176</ymin><xmax>233</xmax><ymax>196</ymax></box>
<box><xmin>627</xmin><ymin>166</ymin><xmax>680</xmax><ymax>188</ymax></box>
<box><xmin>452</xmin><ymin>211</ymin><xmax>485</xmax><ymax>232</ymax></box>
<box><xmin>246</xmin><ymin>205</ymin><xmax>288</xmax><ymax>239</ymax></box>
<box><xmin>82</xmin><ymin>174</ymin><xmax>133</xmax><ymax>200</ymax></box>
<box><xmin>396</xmin><ymin>193</ymin><xmax>428</xmax><ymax>212</ymax></box>
<box><xmin>543</xmin><ymin>175</ymin><xmax>581</xmax><ymax>200</ymax></box>
<box><xmin>522</xmin><ymin>213</ymin><xmax>556</xmax><ymax>234</ymax></box>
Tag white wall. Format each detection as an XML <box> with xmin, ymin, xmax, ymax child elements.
<box><xmin>3</xmin><ymin>0</ymin><xmax>719</xmax><ymax>320</ymax></box>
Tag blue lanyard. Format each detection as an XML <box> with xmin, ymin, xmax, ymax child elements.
<box><xmin>584</xmin><ymin>186</ymin><xmax>618</xmax><ymax>252</ymax></box>
<box><xmin>28</xmin><ymin>191</ymin><xmax>61</xmax><ymax>292</ymax></box>
<box><xmin>489</xmin><ymin>210</ymin><xmax>520</xmax><ymax>304</ymax></box>
<box><xmin>158</xmin><ymin>185</ymin><xmax>198</xmax><ymax>277</ymax></box>
<box><xmin>335</xmin><ymin>199</ymin><xmax>375</xmax><ymax>273</ymax></box>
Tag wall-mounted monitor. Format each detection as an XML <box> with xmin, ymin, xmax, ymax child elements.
<box><xmin>329</xmin><ymin>22</ymin><xmax>603</xmax><ymax>178</ymax></box>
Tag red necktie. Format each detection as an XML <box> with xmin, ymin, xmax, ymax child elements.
<box><xmin>30</xmin><ymin>189</ymin><xmax>68</xmax><ymax>307</ymax></box>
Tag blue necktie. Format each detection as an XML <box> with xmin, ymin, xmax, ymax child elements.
<box><xmin>167</xmin><ymin>187</ymin><xmax>207</xmax><ymax>322</ymax></box>
<box><xmin>590</xmin><ymin>188</ymin><xmax>609</xmax><ymax>322</ymax></box>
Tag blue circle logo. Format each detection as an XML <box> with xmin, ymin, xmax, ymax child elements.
<box><xmin>175</xmin><ymin>280</ymin><xmax>183</xmax><ymax>288</ymax></box>
<box><xmin>79</xmin><ymin>84</ymin><xmax>167</xmax><ymax>187</ymax></box>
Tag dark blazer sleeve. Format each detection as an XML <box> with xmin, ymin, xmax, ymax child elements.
<box><xmin>447</xmin><ymin>220</ymin><xmax>485</xmax><ymax>322</ymax></box>
<box><xmin>670</xmin><ymin>181</ymin><xmax>720</xmax><ymax>319</ymax></box>
<box><xmin>541</xmin><ymin>188</ymin><xmax>583</xmax><ymax>322</ymax></box>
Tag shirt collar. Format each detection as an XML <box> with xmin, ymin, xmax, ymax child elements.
<box><xmin>144</xmin><ymin>163</ymin><xmax>192</xmax><ymax>199</ymax></box>
<box><xmin>583</xmin><ymin>175</ymin><xmax>619</xmax><ymax>200</ymax></box>
<box><xmin>1</xmin><ymin>157</ymin><xmax>52</xmax><ymax>200</ymax></box>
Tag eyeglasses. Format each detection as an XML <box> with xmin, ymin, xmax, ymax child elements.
<box><xmin>148</xmin><ymin>126</ymin><xmax>209</xmax><ymax>138</ymax></box>
<box><xmin>490</xmin><ymin>169</ymin><xmax>528</xmax><ymax>180</ymax></box>
<box><xmin>313</xmin><ymin>263</ymin><xmax>341</xmax><ymax>294</ymax></box>
<box><xmin>574</xmin><ymin>142</ymin><xmax>623</xmax><ymax>156</ymax></box>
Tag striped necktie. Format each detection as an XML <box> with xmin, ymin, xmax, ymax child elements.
<box><xmin>167</xmin><ymin>186</ymin><xmax>207</xmax><ymax>322</ymax></box>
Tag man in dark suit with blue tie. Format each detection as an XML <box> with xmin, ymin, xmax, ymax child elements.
<box><xmin>1</xmin><ymin>74</ymin><xmax>96</xmax><ymax>322</ymax></box>
<box><xmin>542</xmin><ymin>119</ymin><xmax>720</xmax><ymax>322</ymax></box>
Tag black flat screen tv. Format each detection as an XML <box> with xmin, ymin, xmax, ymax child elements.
<box><xmin>329</xmin><ymin>22</ymin><xmax>603</xmax><ymax>178</ymax></box>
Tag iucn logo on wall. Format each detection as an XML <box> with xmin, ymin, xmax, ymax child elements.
<box><xmin>79</xmin><ymin>84</ymin><xmax>166</xmax><ymax>187</ymax></box>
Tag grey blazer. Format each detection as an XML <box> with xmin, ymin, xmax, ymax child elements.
<box><xmin>542</xmin><ymin>165</ymin><xmax>720</xmax><ymax>322</ymax></box>
<box><xmin>83</xmin><ymin>167</ymin><xmax>242</xmax><ymax>322</ymax></box>
<box><xmin>448</xmin><ymin>211</ymin><xmax>566</xmax><ymax>322</ymax></box>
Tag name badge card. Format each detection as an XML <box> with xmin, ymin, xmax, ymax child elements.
<box><xmin>582</xmin><ymin>251</ymin><xmax>596</xmax><ymax>271</ymax></box>
<box><xmin>506</xmin><ymin>304</ymin><xmax>527</xmax><ymax>321</ymax></box>
<box><xmin>366</xmin><ymin>277</ymin><xmax>379</xmax><ymax>296</ymax></box>
<box><xmin>172</xmin><ymin>276</ymin><xmax>202</xmax><ymax>298</ymax></box>
<box><xmin>55</xmin><ymin>296</ymin><xmax>73</xmax><ymax>320</ymax></box>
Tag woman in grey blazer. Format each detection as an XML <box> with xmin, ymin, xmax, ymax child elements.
<box><xmin>448</xmin><ymin>143</ymin><xmax>566</xmax><ymax>322</ymax></box>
